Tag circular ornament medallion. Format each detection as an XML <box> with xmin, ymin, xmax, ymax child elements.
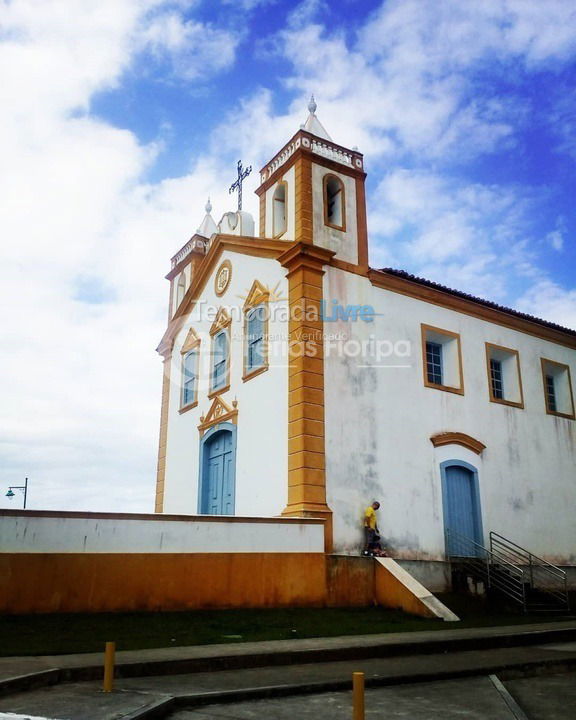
<box><xmin>215</xmin><ymin>260</ymin><xmax>232</xmax><ymax>297</ymax></box>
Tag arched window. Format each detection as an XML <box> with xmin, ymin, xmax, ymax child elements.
<box><xmin>181</xmin><ymin>350</ymin><xmax>198</xmax><ymax>408</ymax></box>
<box><xmin>323</xmin><ymin>174</ymin><xmax>345</xmax><ymax>230</ymax></box>
<box><xmin>176</xmin><ymin>272</ymin><xmax>186</xmax><ymax>307</ymax></box>
<box><xmin>273</xmin><ymin>182</ymin><xmax>287</xmax><ymax>236</ymax></box>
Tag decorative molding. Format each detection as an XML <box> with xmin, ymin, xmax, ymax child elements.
<box><xmin>180</xmin><ymin>327</ymin><xmax>201</xmax><ymax>354</ymax></box>
<box><xmin>242</xmin><ymin>279</ymin><xmax>270</xmax><ymax>382</ymax></box>
<box><xmin>198</xmin><ymin>396</ymin><xmax>238</xmax><ymax>435</ymax></box>
<box><xmin>257</xmin><ymin>129</ymin><xmax>364</xmax><ymax>186</ymax></box>
<box><xmin>178</xmin><ymin>400</ymin><xmax>198</xmax><ymax>414</ymax></box>
<box><xmin>157</xmin><ymin>235</ymin><xmax>290</xmax><ymax>357</ymax></box>
<box><xmin>214</xmin><ymin>259</ymin><xmax>232</xmax><ymax>297</ymax></box>
<box><xmin>209</xmin><ymin>307</ymin><xmax>232</xmax><ymax>336</ymax></box>
<box><xmin>431</xmin><ymin>432</ymin><xmax>486</xmax><ymax>455</ymax></box>
<box><xmin>243</xmin><ymin>279</ymin><xmax>270</xmax><ymax>310</ymax></box>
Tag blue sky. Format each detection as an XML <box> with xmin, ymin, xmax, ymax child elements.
<box><xmin>1</xmin><ymin>0</ymin><xmax>575</xmax><ymax>512</ymax></box>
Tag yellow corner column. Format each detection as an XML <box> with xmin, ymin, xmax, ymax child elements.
<box><xmin>279</xmin><ymin>242</ymin><xmax>335</xmax><ymax>552</ymax></box>
<box><xmin>154</xmin><ymin>353</ymin><xmax>172</xmax><ymax>512</ymax></box>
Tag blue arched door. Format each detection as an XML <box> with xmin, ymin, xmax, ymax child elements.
<box><xmin>441</xmin><ymin>461</ymin><xmax>483</xmax><ymax>556</ymax></box>
<box><xmin>199</xmin><ymin>426</ymin><xmax>236</xmax><ymax>515</ymax></box>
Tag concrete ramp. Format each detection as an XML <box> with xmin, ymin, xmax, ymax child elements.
<box><xmin>375</xmin><ymin>557</ymin><xmax>459</xmax><ymax>622</ymax></box>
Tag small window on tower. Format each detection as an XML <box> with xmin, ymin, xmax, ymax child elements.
<box><xmin>176</xmin><ymin>272</ymin><xmax>186</xmax><ymax>307</ymax></box>
<box><xmin>324</xmin><ymin>174</ymin><xmax>345</xmax><ymax>230</ymax></box>
<box><xmin>273</xmin><ymin>182</ymin><xmax>287</xmax><ymax>237</ymax></box>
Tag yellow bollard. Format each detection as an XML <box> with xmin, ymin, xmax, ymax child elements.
<box><xmin>353</xmin><ymin>671</ymin><xmax>365</xmax><ymax>720</ymax></box>
<box><xmin>103</xmin><ymin>641</ymin><xmax>116</xmax><ymax>693</ymax></box>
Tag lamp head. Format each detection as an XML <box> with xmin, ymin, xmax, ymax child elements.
<box><xmin>6</xmin><ymin>489</ymin><xmax>15</xmax><ymax>499</ymax></box>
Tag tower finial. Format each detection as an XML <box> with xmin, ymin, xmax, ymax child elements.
<box><xmin>205</xmin><ymin>197</ymin><xmax>212</xmax><ymax>214</ymax></box>
<box><xmin>308</xmin><ymin>94</ymin><xmax>317</xmax><ymax>115</ymax></box>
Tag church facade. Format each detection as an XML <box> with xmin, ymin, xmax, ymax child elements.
<box><xmin>156</xmin><ymin>102</ymin><xmax>576</xmax><ymax>568</ymax></box>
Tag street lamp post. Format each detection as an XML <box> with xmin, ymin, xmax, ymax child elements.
<box><xmin>6</xmin><ymin>477</ymin><xmax>28</xmax><ymax>509</ymax></box>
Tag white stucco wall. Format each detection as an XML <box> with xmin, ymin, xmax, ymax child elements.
<box><xmin>0</xmin><ymin>512</ymin><xmax>324</xmax><ymax>553</ymax></box>
<box><xmin>323</xmin><ymin>266</ymin><xmax>576</xmax><ymax>563</ymax></box>
<box><xmin>162</xmin><ymin>249</ymin><xmax>289</xmax><ymax>518</ymax></box>
<box><xmin>312</xmin><ymin>164</ymin><xmax>358</xmax><ymax>264</ymax></box>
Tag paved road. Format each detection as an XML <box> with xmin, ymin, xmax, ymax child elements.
<box><xmin>0</xmin><ymin>642</ymin><xmax>575</xmax><ymax>719</ymax></box>
<box><xmin>171</xmin><ymin>672</ymin><xmax>576</xmax><ymax>720</ymax></box>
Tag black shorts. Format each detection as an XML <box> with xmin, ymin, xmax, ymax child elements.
<box><xmin>364</xmin><ymin>527</ymin><xmax>379</xmax><ymax>546</ymax></box>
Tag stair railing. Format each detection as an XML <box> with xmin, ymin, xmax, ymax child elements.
<box><xmin>489</xmin><ymin>532</ymin><xmax>569</xmax><ymax>609</ymax></box>
<box><xmin>446</xmin><ymin>528</ymin><xmax>526</xmax><ymax>610</ymax></box>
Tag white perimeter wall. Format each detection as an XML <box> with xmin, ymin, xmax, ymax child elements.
<box><xmin>323</xmin><ymin>267</ymin><xmax>576</xmax><ymax>563</ymax></box>
<box><xmin>0</xmin><ymin>512</ymin><xmax>324</xmax><ymax>554</ymax></box>
<box><xmin>163</xmin><ymin>249</ymin><xmax>289</xmax><ymax>517</ymax></box>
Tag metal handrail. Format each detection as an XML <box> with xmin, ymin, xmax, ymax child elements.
<box><xmin>490</xmin><ymin>531</ymin><xmax>569</xmax><ymax>608</ymax></box>
<box><xmin>446</xmin><ymin>529</ymin><xmax>527</xmax><ymax>610</ymax></box>
<box><xmin>490</xmin><ymin>532</ymin><xmax>566</xmax><ymax>574</ymax></box>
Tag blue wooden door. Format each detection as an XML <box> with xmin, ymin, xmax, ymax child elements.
<box><xmin>203</xmin><ymin>430</ymin><xmax>234</xmax><ymax>515</ymax></box>
<box><xmin>444</xmin><ymin>465</ymin><xmax>481</xmax><ymax>555</ymax></box>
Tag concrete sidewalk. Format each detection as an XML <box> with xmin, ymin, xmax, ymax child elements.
<box><xmin>0</xmin><ymin>642</ymin><xmax>575</xmax><ymax>719</ymax></box>
<box><xmin>1</xmin><ymin>621</ymin><xmax>576</xmax><ymax>690</ymax></box>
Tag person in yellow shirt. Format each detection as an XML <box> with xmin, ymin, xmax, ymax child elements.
<box><xmin>363</xmin><ymin>501</ymin><xmax>385</xmax><ymax>556</ymax></box>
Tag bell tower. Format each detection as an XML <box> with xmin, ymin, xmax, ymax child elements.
<box><xmin>255</xmin><ymin>97</ymin><xmax>368</xmax><ymax>269</ymax></box>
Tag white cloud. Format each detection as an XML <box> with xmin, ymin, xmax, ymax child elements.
<box><xmin>366</xmin><ymin>168</ymin><xmax>544</xmax><ymax>303</ymax></box>
<box><xmin>0</xmin><ymin>0</ymin><xmax>243</xmax><ymax>512</ymax></box>
<box><xmin>546</xmin><ymin>230</ymin><xmax>564</xmax><ymax>252</ymax></box>
<box><xmin>139</xmin><ymin>10</ymin><xmax>239</xmax><ymax>80</ymax></box>
<box><xmin>516</xmin><ymin>281</ymin><xmax>576</xmax><ymax>330</ymax></box>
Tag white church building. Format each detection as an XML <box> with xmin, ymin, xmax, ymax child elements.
<box><xmin>155</xmin><ymin>99</ymin><xmax>576</xmax><ymax>571</ymax></box>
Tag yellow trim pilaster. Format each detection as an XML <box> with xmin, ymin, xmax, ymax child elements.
<box><xmin>279</xmin><ymin>242</ymin><xmax>335</xmax><ymax>552</ymax></box>
<box><xmin>155</xmin><ymin>353</ymin><xmax>172</xmax><ymax>513</ymax></box>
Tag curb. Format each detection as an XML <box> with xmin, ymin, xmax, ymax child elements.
<box><xmin>1</xmin><ymin>625</ymin><xmax>576</xmax><ymax>700</ymax></box>
<box><xmin>119</xmin><ymin>655</ymin><xmax>576</xmax><ymax>720</ymax></box>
